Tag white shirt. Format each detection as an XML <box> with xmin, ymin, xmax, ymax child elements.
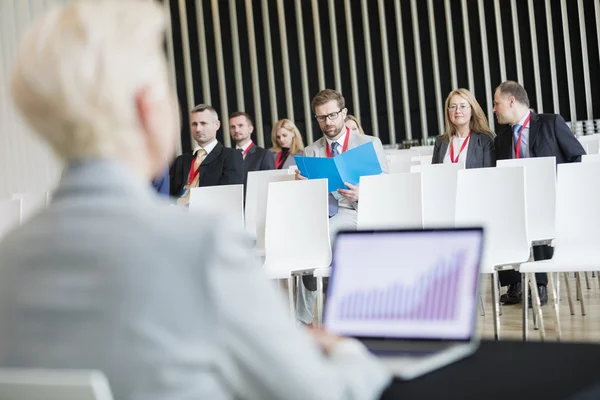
<box><xmin>235</xmin><ymin>140</ymin><xmax>253</xmax><ymax>152</ymax></box>
<box><xmin>443</xmin><ymin>136</ymin><xmax>470</xmax><ymax>164</ymax></box>
<box><xmin>511</xmin><ymin>111</ymin><xmax>531</xmax><ymax>159</ymax></box>
<box><xmin>193</xmin><ymin>139</ymin><xmax>218</xmax><ymax>156</ymax></box>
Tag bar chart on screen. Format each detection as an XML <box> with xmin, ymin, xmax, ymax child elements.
<box><xmin>334</xmin><ymin>251</ymin><xmax>466</xmax><ymax>322</ymax></box>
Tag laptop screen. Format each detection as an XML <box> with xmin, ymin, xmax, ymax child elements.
<box><xmin>323</xmin><ymin>228</ymin><xmax>483</xmax><ymax>341</ymax></box>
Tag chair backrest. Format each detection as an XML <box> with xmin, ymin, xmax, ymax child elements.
<box><xmin>11</xmin><ymin>192</ymin><xmax>49</xmax><ymax>222</ymax></box>
<box><xmin>244</xmin><ymin>169</ymin><xmax>290</xmax><ymax>236</ymax></box>
<box><xmin>357</xmin><ymin>173</ymin><xmax>423</xmax><ymax>229</ymax></box>
<box><xmin>0</xmin><ymin>369</ymin><xmax>114</xmax><ymax>400</ymax></box>
<box><xmin>189</xmin><ymin>185</ymin><xmax>244</xmax><ymax>228</ymax></box>
<box><xmin>264</xmin><ymin>179</ymin><xmax>331</xmax><ymax>270</ymax></box>
<box><xmin>410</xmin><ymin>155</ymin><xmax>433</xmax><ymax>165</ymax></box>
<box><xmin>386</xmin><ymin>151</ymin><xmax>418</xmax><ymax>164</ymax></box>
<box><xmin>388</xmin><ymin>159</ymin><xmax>413</xmax><ymax>174</ymax></box>
<box><xmin>411</xmin><ymin>163</ymin><xmax>463</xmax><ymax>228</ymax></box>
<box><xmin>582</xmin><ymin>153</ymin><xmax>600</xmax><ymax>163</ymax></box>
<box><xmin>552</xmin><ymin>162</ymin><xmax>600</xmax><ymax>261</ymax></box>
<box><xmin>0</xmin><ymin>199</ymin><xmax>22</xmax><ymax>239</ymax></box>
<box><xmin>497</xmin><ymin>157</ymin><xmax>556</xmax><ymax>242</ymax></box>
<box><xmin>455</xmin><ymin>167</ymin><xmax>530</xmax><ymax>273</ymax></box>
<box><xmin>408</xmin><ymin>145</ymin><xmax>434</xmax><ymax>155</ymax></box>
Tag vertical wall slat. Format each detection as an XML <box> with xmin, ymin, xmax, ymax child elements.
<box><xmin>244</xmin><ymin>0</ymin><xmax>264</xmax><ymax>147</ymax></box>
<box><xmin>294</xmin><ymin>0</ymin><xmax>314</xmax><ymax>144</ymax></box>
<box><xmin>276</xmin><ymin>0</ymin><xmax>294</xmax><ymax>122</ymax></box>
<box><xmin>410</xmin><ymin>0</ymin><xmax>428</xmax><ymax>141</ymax></box>
<box><xmin>177</xmin><ymin>0</ymin><xmax>195</xmax><ymax>149</ymax></box>
<box><xmin>494</xmin><ymin>0</ymin><xmax>507</xmax><ymax>82</ymax></box>
<box><xmin>360</xmin><ymin>0</ymin><xmax>379</xmax><ymax>138</ymax></box>
<box><xmin>328</xmin><ymin>0</ymin><xmax>342</xmax><ymax>91</ymax></box>
<box><xmin>596</xmin><ymin>0</ymin><xmax>600</xmax><ymax>72</ymax></box>
<box><xmin>344</xmin><ymin>0</ymin><xmax>361</xmax><ymax>123</ymax></box>
<box><xmin>164</xmin><ymin>0</ymin><xmax>181</xmax><ymax>155</ymax></box>
<box><xmin>377</xmin><ymin>0</ymin><xmax>396</xmax><ymax>144</ymax></box>
<box><xmin>229</xmin><ymin>0</ymin><xmax>244</xmax><ymax>112</ymax></box>
<box><xmin>577</xmin><ymin>0</ymin><xmax>593</xmax><ymax>120</ymax></box>
<box><xmin>427</xmin><ymin>0</ymin><xmax>444</xmax><ymax>137</ymax></box>
<box><xmin>478</xmin><ymin>0</ymin><xmax>494</xmax><ymax>131</ymax></box>
<box><xmin>394</xmin><ymin>1</ymin><xmax>412</xmax><ymax>141</ymax></box>
<box><xmin>444</xmin><ymin>0</ymin><xmax>458</xmax><ymax>89</ymax></box>
<box><xmin>311</xmin><ymin>0</ymin><xmax>326</xmax><ymax>90</ymax></box>
<box><xmin>528</xmin><ymin>0</ymin><xmax>543</xmax><ymax>113</ymax></box>
<box><xmin>261</xmin><ymin>0</ymin><xmax>278</xmax><ymax>126</ymax></box>
<box><xmin>511</xmin><ymin>0</ymin><xmax>524</xmax><ymax>84</ymax></box>
<box><xmin>210</xmin><ymin>0</ymin><xmax>230</xmax><ymax>147</ymax></box>
<box><xmin>461</xmin><ymin>0</ymin><xmax>474</xmax><ymax>93</ymax></box>
<box><xmin>546</xmin><ymin>0</ymin><xmax>560</xmax><ymax>114</ymax></box>
<box><xmin>195</xmin><ymin>0</ymin><xmax>211</xmax><ymax>105</ymax></box>
<box><xmin>560</xmin><ymin>0</ymin><xmax>577</xmax><ymax>121</ymax></box>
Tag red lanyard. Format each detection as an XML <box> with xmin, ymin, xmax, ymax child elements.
<box><xmin>325</xmin><ymin>127</ymin><xmax>351</xmax><ymax>158</ymax></box>
<box><xmin>275</xmin><ymin>150</ymin><xmax>288</xmax><ymax>169</ymax></box>
<box><xmin>514</xmin><ymin>113</ymin><xmax>531</xmax><ymax>159</ymax></box>
<box><xmin>449</xmin><ymin>132</ymin><xmax>471</xmax><ymax>163</ymax></box>
<box><xmin>241</xmin><ymin>142</ymin><xmax>254</xmax><ymax>158</ymax></box>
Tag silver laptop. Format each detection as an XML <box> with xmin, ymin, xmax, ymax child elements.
<box><xmin>323</xmin><ymin>228</ymin><xmax>484</xmax><ymax>380</ymax></box>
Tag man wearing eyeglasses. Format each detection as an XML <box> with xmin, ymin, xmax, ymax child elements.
<box><xmin>294</xmin><ymin>89</ymin><xmax>389</xmax><ymax>326</ymax></box>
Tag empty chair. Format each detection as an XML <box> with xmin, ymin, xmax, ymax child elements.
<box><xmin>0</xmin><ymin>199</ymin><xmax>22</xmax><ymax>240</ymax></box>
<box><xmin>497</xmin><ymin>157</ymin><xmax>556</xmax><ymax>243</ymax></box>
<box><xmin>411</xmin><ymin>163</ymin><xmax>464</xmax><ymax>228</ymax></box>
<box><xmin>408</xmin><ymin>145</ymin><xmax>434</xmax><ymax>155</ymax></box>
<box><xmin>11</xmin><ymin>192</ymin><xmax>49</xmax><ymax>222</ymax></box>
<box><xmin>0</xmin><ymin>369</ymin><xmax>114</xmax><ymax>400</ymax></box>
<box><xmin>263</xmin><ymin>179</ymin><xmax>331</xmax><ymax>316</ymax></box>
<box><xmin>189</xmin><ymin>185</ymin><xmax>244</xmax><ymax>228</ymax></box>
<box><xmin>357</xmin><ymin>173</ymin><xmax>423</xmax><ymax>230</ymax></box>
<box><xmin>582</xmin><ymin>154</ymin><xmax>600</xmax><ymax>163</ymax></box>
<box><xmin>388</xmin><ymin>160</ymin><xmax>413</xmax><ymax>174</ymax></box>
<box><xmin>411</xmin><ymin>155</ymin><xmax>433</xmax><ymax>165</ymax></box>
<box><xmin>386</xmin><ymin>150</ymin><xmax>418</xmax><ymax>164</ymax></box>
<box><xmin>455</xmin><ymin>166</ymin><xmax>530</xmax><ymax>339</ymax></box>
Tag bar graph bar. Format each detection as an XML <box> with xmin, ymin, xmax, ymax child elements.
<box><xmin>336</xmin><ymin>254</ymin><xmax>464</xmax><ymax>321</ymax></box>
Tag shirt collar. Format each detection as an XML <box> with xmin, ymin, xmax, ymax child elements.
<box><xmin>325</xmin><ymin>128</ymin><xmax>348</xmax><ymax>148</ymax></box>
<box><xmin>236</xmin><ymin>140</ymin><xmax>253</xmax><ymax>152</ymax></box>
<box><xmin>513</xmin><ymin>111</ymin><xmax>531</xmax><ymax>128</ymax></box>
<box><xmin>193</xmin><ymin>139</ymin><xmax>218</xmax><ymax>155</ymax></box>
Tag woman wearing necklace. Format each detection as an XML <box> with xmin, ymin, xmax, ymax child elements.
<box><xmin>432</xmin><ymin>88</ymin><xmax>496</xmax><ymax>168</ymax></box>
<box><xmin>269</xmin><ymin>119</ymin><xmax>305</xmax><ymax>169</ymax></box>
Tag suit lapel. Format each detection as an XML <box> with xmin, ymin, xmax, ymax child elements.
<box><xmin>347</xmin><ymin>130</ymin><xmax>360</xmax><ymax>150</ymax></box>
<box><xmin>439</xmin><ymin>140</ymin><xmax>449</xmax><ymax>161</ymax></box>
<box><xmin>465</xmin><ymin>133</ymin><xmax>479</xmax><ymax>168</ymax></box>
<box><xmin>528</xmin><ymin>112</ymin><xmax>541</xmax><ymax>153</ymax></box>
<box><xmin>201</xmin><ymin>142</ymin><xmax>223</xmax><ymax>166</ymax></box>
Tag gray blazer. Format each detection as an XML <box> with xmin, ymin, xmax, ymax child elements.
<box><xmin>0</xmin><ymin>160</ymin><xmax>390</xmax><ymax>400</ymax></box>
<box><xmin>431</xmin><ymin>132</ymin><xmax>496</xmax><ymax>168</ymax></box>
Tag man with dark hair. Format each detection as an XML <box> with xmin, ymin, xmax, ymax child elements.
<box><xmin>170</xmin><ymin>104</ymin><xmax>244</xmax><ymax>205</ymax></box>
<box><xmin>229</xmin><ymin>111</ymin><xmax>275</xmax><ymax>180</ymax></box>
<box><xmin>493</xmin><ymin>80</ymin><xmax>586</xmax><ymax>306</ymax></box>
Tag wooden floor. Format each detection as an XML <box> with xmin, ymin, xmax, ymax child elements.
<box><xmin>479</xmin><ymin>273</ymin><xmax>600</xmax><ymax>342</ymax></box>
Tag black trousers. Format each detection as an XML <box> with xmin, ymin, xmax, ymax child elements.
<box><xmin>498</xmin><ymin>244</ymin><xmax>552</xmax><ymax>287</ymax></box>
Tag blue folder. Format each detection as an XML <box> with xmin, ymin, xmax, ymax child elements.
<box><xmin>294</xmin><ymin>141</ymin><xmax>383</xmax><ymax>192</ymax></box>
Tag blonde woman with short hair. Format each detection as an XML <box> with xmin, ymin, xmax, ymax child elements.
<box><xmin>432</xmin><ymin>88</ymin><xmax>496</xmax><ymax>168</ymax></box>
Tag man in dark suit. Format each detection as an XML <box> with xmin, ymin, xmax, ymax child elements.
<box><xmin>229</xmin><ymin>112</ymin><xmax>275</xmax><ymax>181</ymax></box>
<box><xmin>170</xmin><ymin>104</ymin><xmax>244</xmax><ymax>205</ymax></box>
<box><xmin>493</xmin><ymin>80</ymin><xmax>586</xmax><ymax>306</ymax></box>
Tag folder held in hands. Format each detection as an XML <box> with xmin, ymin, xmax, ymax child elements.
<box><xmin>294</xmin><ymin>141</ymin><xmax>383</xmax><ymax>192</ymax></box>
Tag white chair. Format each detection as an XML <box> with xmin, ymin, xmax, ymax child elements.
<box><xmin>455</xmin><ymin>167</ymin><xmax>530</xmax><ymax>340</ymax></box>
<box><xmin>11</xmin><ymin>192</ymin><xmax>49</xmax><ymax>222</ymax></box>
<box><xmin>189</xmin><ymin>185</ymin><xmax>244</xmax><ymax>229</ymax></box>
<box><xmin>0</xmin><ymin>369</ymin><xmax>114</xmax><ymax>400</ymax></box>
<box><xmin>388</xmin><ymin>160</ymin><xmax>413</xmax><ymax>174</ymax></box>
<box><xmin>244</xmin><ymin>169</ymin><xmax>289</xmax><ymax>237</ymax></box>
<box><xmin>0</xmin><ymin>199</ymin><xmax>22</xmax><ymax>239</ymax></box>
<box><xmin>520</xmin><ymin>162</ymin><xmax>600</xmax><ymax>341</ymax></box>
<box><xmin>582</xmin><ymin>154</ymin><xmax>600</xmax><ymax>163</ymax></box>
<box><xmin>410</xmin><ymin>155</ymin><xmax>433</xmax><ymax>165</ymax></box>
<box><xmin>263</xmin><ymin>179</ymin><xmax>331</xmax><ymax>317</ymax></box>
<box><xmin>357</xmin><ymin>173</ymin><xmax>423</xmax><ymax>230</ymax></box>
<box><xmin>408</xmin><ymin>145</ymin><xmax>434</xmax><ymax>156</ymax></box>
<box><xmin>497</xmin><ymin>157</ymin><xmax>556</xmax><ymax>243</ymax></box>
<box><xmin>411</xmin><ymin>163</ymin><xmax>464</xmax><ymax>228</ymax></box>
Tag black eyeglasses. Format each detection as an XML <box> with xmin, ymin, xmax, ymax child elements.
<box><xmin>315</xmin><ymin>110</ymin><xmax>343</xmax><ymax>123</ymax></box>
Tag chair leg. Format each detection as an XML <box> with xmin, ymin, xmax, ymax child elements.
<box><xmin>576</xmin><ymin>276</ymin><xmax>581</xmax><ymax>301</ymax></box>
<box><xmin>491</xmin><ymin>272</ymin><xmax>501</xmax><ymax>341</ymax></box>
<box><xmin>530</xmin><ymin>273</ymin><xmax>546</xmax><ymax>341</ymax></box>
<box><xmin>576</xmin><ymin>272</ymin><xmax>587</xmax><ymax>316</ymax></box>
<box><xmin>479</xmin><ymin>294</ymin><xmax>485</xmax><ymax>317</ymax></box>
<box><xmin>287</xmin><ymin>276</ymin><xmax>296</xmax><ymax>323</ymax></box>
<box><xmin>548</xmin><ymin>272</ymin><xmax>562</xmax><ymax>341</ymax></box>
<box><xmin>316</xmin><ymin>276</ymin><xmax>324</xmax><ymax>328</ymax></box>
<box><xmin>585</xmin><ymin>272</ymin><xmax>591</xmax><ymax>290</ymax></box>
<box><xmin>522</xmin><ymin>273</ymin><xmax>529</xmax><ymax>341</ymax></box>
<box><xmin>563</xmin><ymin>272</ymin><xmax>575</xmax><ymax>316</ymax></box>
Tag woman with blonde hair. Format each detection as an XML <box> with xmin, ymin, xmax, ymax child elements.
<box><xmin>270</xmin><ymin>118</ymin><xmax>305</xmax><ymax>169</ymax></box>
<box><xmin>432</xmin><ymin>88</ymin><xmax>496</xmax><ymax>168</ymax></box>
<box><xmin>345</xmin><ymin>114</ymin><xmax>365</xmax><ymax>135</ymax></box>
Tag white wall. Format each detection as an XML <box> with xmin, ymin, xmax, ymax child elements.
<box><xmin>0</xmin><ymin>0</ymin><xmax>67</xmax><ymax>198</ymax></box>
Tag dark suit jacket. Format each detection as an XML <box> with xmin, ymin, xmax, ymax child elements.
<box><xmin>243</xmin><ymin>144</ymin><xmax>275</xmax><ymax>174</ymax></box>
<box><xmin>432</xmin><ymin>132</ymin><xmax>496</xmax><ymax>168</ymax></box>
<box><xmin>495</xmin><ymin>113</ymin><xmax>586</xmax><ymax>163</ymax></box>
<box><xmin>169</xmin><ymin>141</ymin><xmax>244</xmax><ymax>196</ymax></box>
